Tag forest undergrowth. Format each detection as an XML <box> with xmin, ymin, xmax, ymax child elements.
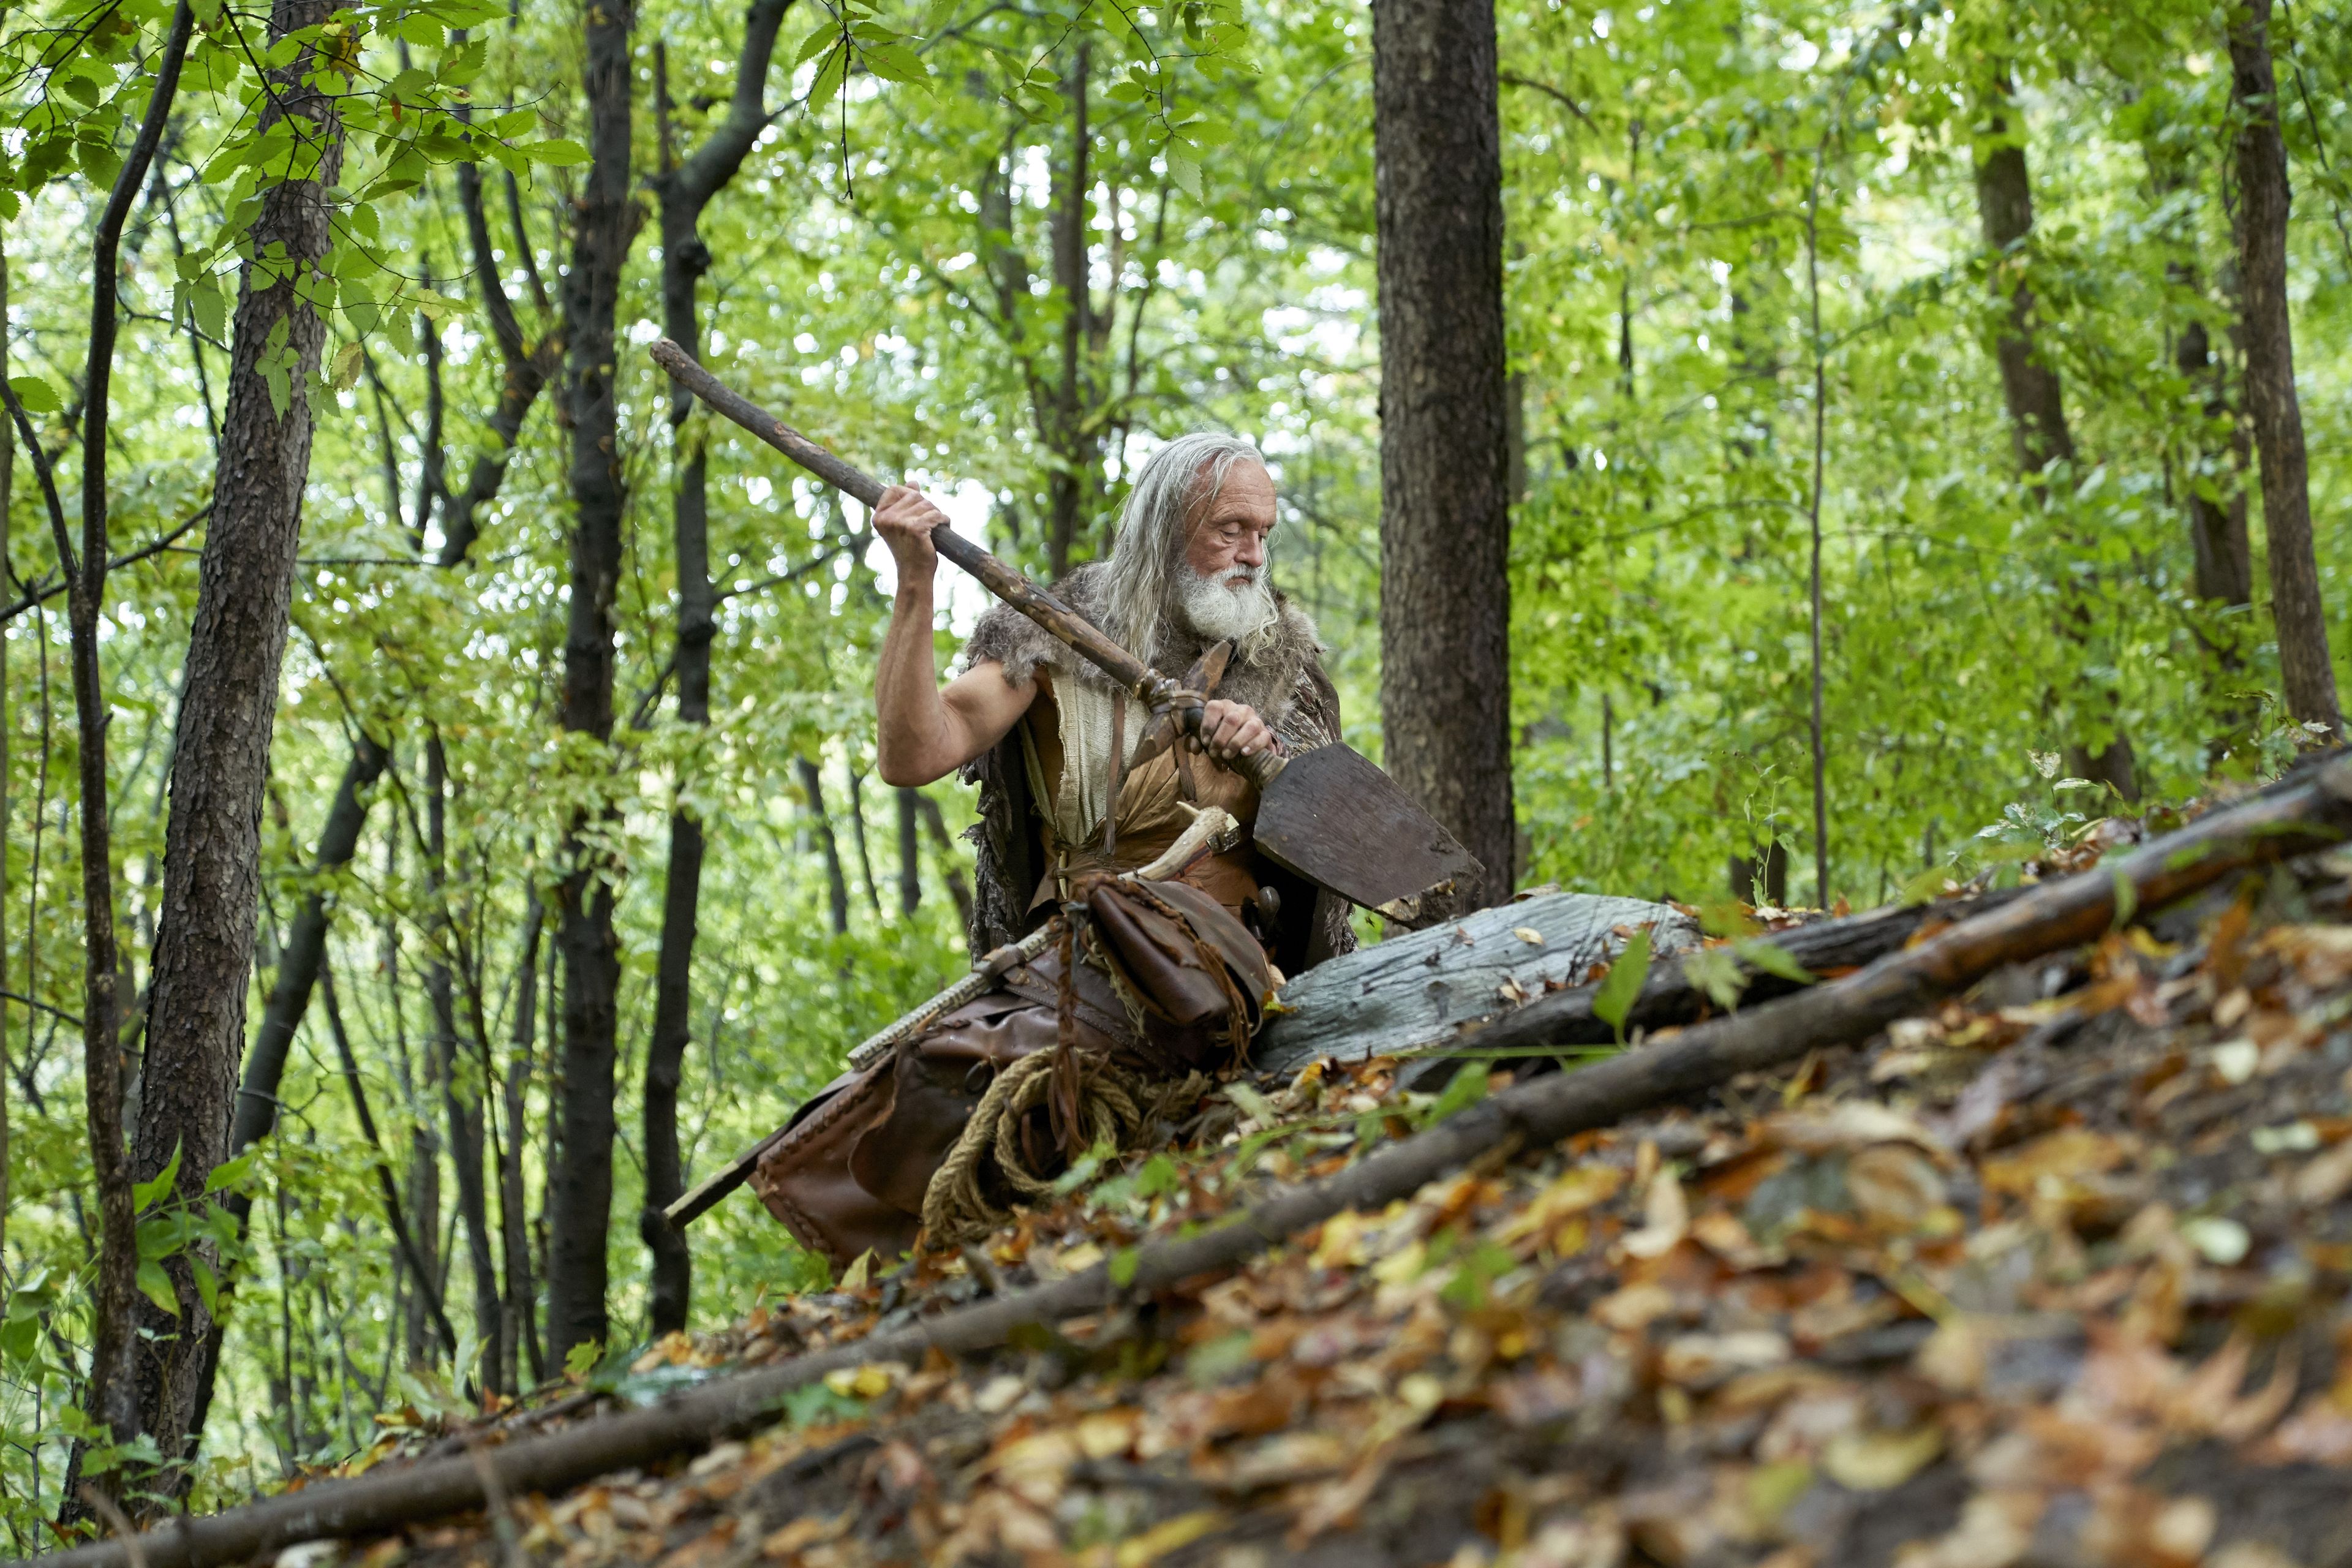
<box><xmin>242</xmin><ymin>771</ymin><xmax>2352</xmax><ymax>1568</ymax></box>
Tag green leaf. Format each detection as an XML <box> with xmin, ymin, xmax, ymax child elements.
<box><xmin>809</xmin><ymin>47</ymin><xmax>849</xmax><ymax>108</ymax></box>
<box><xmin>204</xmin><ymin>1149</ymin><xmax>256</xmax><ymax>1194</ymax></box>
<box><xmin>525</xmin><ymin>138</ymin><xmax>592</xmax><ymax>166</ymax></box>
<box><xmin>1425</xmin><ymin>1060</ymin><xmax>1488</xmax><ymax>1124</ymax></box>
<box><xmin>1107</xmin><ymin>1246</ymin><xmax>1139</xmax><ymax>1287</ymax></box>
<box><xmin>564</xmin><ymin>1336</ymin><xmax>604</xmax><ymax>1381</ymax></box>
<box><xmin>1166</xmin><ymin>149</ymin><xmax>1202</xmax><ymax>199</ymax></box>
<box><xmin>1732</xmin><ymin>937</ymin><xmax>1815</xmax><ymax>986</ymax></box>
<box><xmin>2110</xmin><ymin>866</ymin><xmax>2137</xmax><ymax>929</ymax></box>
<box><xmin>1591</xmin><ymin>929</ymin><xmax>1653</xmax><ymax>1043</ymax></box>
<box><xmin>134</xmin><ymin>1140</ymin><xmax>184</xmax><ymax>1210</ymax></box>
<box><xmin>1680</xmin><ymin>946</ymin><xmax>1747</xmax><ymax>1012</ymax></box>
<box><xmin>191</xmin><ymin>1255</ymin><xmax>219</xmax><ymax>1318</ymax></box>
<box><xmin>6</xmin><ymin>375</ymin><xmax>61</xmax><ymax>414</ymax></box>
<box><xmin>794</xmin><ymin>23</ymin><xmax>839</xmax><ymax>66</ymax></box>
<box><xmin>137</xmin><ymin>1260</ymin><xmax>179</xmax><ymax>1318</ymax></box>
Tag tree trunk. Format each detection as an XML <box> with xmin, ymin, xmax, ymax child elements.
<box><xmin>1973</xmin><ymin>84</ymin><xmax>2075</xmax><ymax>477</ymax></box>
<box><xmin>14</xmin><ymin>2</ymin><xmax>200</xmax><ymax>1511</ymax></box>
<box><xmin>913</xmin><ymin>794</ymin><xmax>974</xmax><ymax>938</ymax></box>
<box><xmin>639</xmin><ymin>0</ymin><xmax>791</xmax><ymax>1340</ymax></box>
<box><xmin>1973</xmin><ymin>71</ymin><xmax>2138</xmax><ymax>800</ymax></box>
<box><xmin>501</xmin><ymin>897</ymin><xmax>546</xmax><ymax>1388</ymax></box>
<box><xmin>2228</xmin><ymin>0</ymin><xmax>2342</xmax><ymax>734</ymax></box>
<box><xmin>798</xmin><ymin>758</ymin><xmax>851</xmax><ymax>937</ymax></box>
<box><xmin>173</xmin><ymin>135</ymin><xmax>552</xmax><ymax>1440</ymax></box>
<box><xmin>2179</xmin><ymin>312</ymin><xmax>2255</xmax><ymax>612</ymax></box>
<box><xmin>1045</xmin><ymin>42</ymin><xmax>1093</xmax><ymax>579</ymax></box>
<box><xmin>546</xmin><ymin>0</ymin><xmax>638</xmax><ymax>1371</ymax></box>
<box><xmin>1371</xmin><ymin>0</ymin><xmax>1514</xmax><ymax>906</ymax></box>
<box><xmin>896</xmin><ymin>789</ymin><xmax>921</xmax><ymax>918</ymax></box>
<box><xmin>424</xmin><ymin>736</ymin><xmax>502</xmax><ymax>1393</ymax></box>
<box><xmin>175</xmin><ymin>734</ymin><xmax>388</xmax><ymax>1452</ymax></box>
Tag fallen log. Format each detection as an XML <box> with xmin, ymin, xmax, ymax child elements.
<box><xmin>29</xmin><ymin>757</ymin><xmax>2350</xmax><ymax>1568</ymax></box>
<box><xmin>1448</xmin><ymin>881</ymin><xmax>2036</xmax><ymax>1062</ymax></box>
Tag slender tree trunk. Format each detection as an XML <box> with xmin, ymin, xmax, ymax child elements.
<box><xmin>2178</xmin><ymin>312</ymin><xmax>2255</xmax><ymax>614</ymax></box>
<box><xmin>847</xmin><ymin>769</ymin><xmax>881</xmax><ymax>919</ymax></box>
<box><xmin>1046</xmin><ymin>42</ymin><xmax>1093</xmax><ymax>579</ymax></box>
<box><xmin>1973</xmin><ymin>71</ymin><xmax>2137</xmax><ymax>799</ymax></box>
<box><xmin>913</xmin><ymin>794</ymin><xmax>974</xmax><ymax>940</ymax></box>
<box><xmin>896</xmin><ymin>789</ymin><xmax>920</xmax><ymax>918</ymax></box>
<box><xmin>1371</xmin><ymin>0</ymin><xmax>1513</xmax><ymax>906</ymax></box>
<box><xmin>797</xmin><ymin>759</ymin><xmax>851</xmax><ymax>937</ymax></box>
<box><xmin>177</xmin><ymin>734</ymin><xmax>386</xmax><ymax>1451</ymax></box>
<box><xmin>423</xmin><ymin>737</ymin><xmax>501</xmax><ymax>1392</ymax></box>
<box><xmin>639</xmin><ymin>0</ymin><xmax>790</xmax><ymax>1341</ymax></box>
<box><xmin>0</xmin><ymin>0</ymin><xmax>203</xmax><ymax>1515</ymax></box>
<box><xmin>130</xmin><ymin>0</ymin><xmax>346</xmax><ymax>1474</ymax></box>
<box><xmin>502</xmin><ymin>897</ymin><xmax>545</xmax><ymax>1387</ymax></box>
<box><xmin>2228</xmin><ymin>0</ymin><xmax>2342</xmax><ymax>734</ymax></box>
<box><xmin>547</xmin><ymin>0</ymin><xmax>638</xmax><ymax>1371</ymax></box>
<box><xmin>173</xmin><ymin>135</ymin><xmax>550</xmax><ymax>1438</ymax></box>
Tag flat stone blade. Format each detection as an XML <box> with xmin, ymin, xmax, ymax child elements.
<box><xmin>1253</xmin><ymin>742</ymin><xmax>1485</xmax><ymax>924</ymax></box>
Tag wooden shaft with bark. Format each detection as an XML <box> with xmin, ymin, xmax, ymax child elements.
<box><xmin>644</xmin><ymin>340</ymin><xmax>1284</xmax><ymax>791</ymax></box>
<box><xmin>34</xmin><ymin>756</ymin><xmax>2352</xmax><ymax>1568</ymax></box>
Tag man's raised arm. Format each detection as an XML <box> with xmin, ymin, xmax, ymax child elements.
<box><xmin>873</xmin><ymin>485</ymin><xmax>1036</xmax><ymax>787</ymax></box>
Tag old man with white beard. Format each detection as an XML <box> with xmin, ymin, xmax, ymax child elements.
<box><xmin>871</xmin><ymin>431</ymin><xmax>1356</xmax><ymax>971</ymax></box>
<box><xmin>747</xmin><ymin>435</ymin><xmax>1354</xmax><ymax>1267</ymax></box>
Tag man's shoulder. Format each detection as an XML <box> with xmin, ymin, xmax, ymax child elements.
<box><xmin>960</xmin><ymin>564</ymin><xmax>1114</xmax><ymax>684</ymax></box>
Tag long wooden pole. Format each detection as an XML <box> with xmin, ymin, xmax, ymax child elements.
<box><xmin>646</xmin><ymin>339</ymin><xmax>1259</xmax><ymax>783</ymax></box>
<box><xmin>27</xmin><ymin>755</ymin><xmax>2352</xmax><ymax>1568</ymax></box>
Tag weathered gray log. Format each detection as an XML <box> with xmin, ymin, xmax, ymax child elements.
<box><xmin>1254</xmin><ymin>892</ymin><xmax>1698</xmax><ymax>1073</ymax></box>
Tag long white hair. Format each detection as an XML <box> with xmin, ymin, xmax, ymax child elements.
<box><xmin>1101</xmin><ymin>432</ymin><xmax>1278</xmax><ymax>665</ymax></box>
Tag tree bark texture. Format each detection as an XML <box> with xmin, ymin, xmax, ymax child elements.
<box><xmin>547</xmin><ymin>0</ymin><xmax>638</xmax><ymax>1370</ymax></box>
<box><xmin>1371</xmin><ymin>0</ymin><xmax>1514</xmax><ymax>905</ymax></box>
<box><xmin>2227</xmin><ymin>0</ymin><xmax>2342</xmax><ymax>734</ymax></box>
<box><xmin>176</xmin><ymin>734</ymin><xmax>388</xmax><ymax>1458</ymax></box>
<box><xmin>131</xmin><ymin>0</ymin><xmax>347</xmax><ymax>1461</ymax></box>
<box><xmin>897</xmin><ymin>788</ymin><xmax>921</xmax><ymax>916</ymax></box>
<box><xmin>55</xmin><ymin>0</ymin><xmax>197</xmax><ymax>1488</ymax></box>
<box><xmin>639</xmin><ymin>0</ymin><xmax>790</xmax><ymax>1338</ymax></box>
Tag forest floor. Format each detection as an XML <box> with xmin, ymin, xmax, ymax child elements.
<box><xmin>344</xmin><ymin>846</ymin><xmax>2352</xmax><ymax>1568</ymax></box>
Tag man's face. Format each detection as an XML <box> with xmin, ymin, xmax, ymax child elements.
<box><xmin>1182</xmin><ymin>459</ymin><xmax>1276</xmax><ymax>587</ymax></box>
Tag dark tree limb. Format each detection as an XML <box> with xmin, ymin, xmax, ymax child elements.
<box><xmin>546</xmin><ymin>0</ymin><xmax>640</xmax><ymax>1370</ymax></box>
<box><xmin>642</xmin><ymin>0</ymin><xmax>796</xmax><ymax>1340</ymax></box>
<box><xmin>39</xmin><ymin>758</ymin><xmax>2352</xmax><ymax>1568</ymax></box>
<box><xmin>51</xmin><ymin>0</ymin><xmax>200</xmax><ymax>1506</ymax></box>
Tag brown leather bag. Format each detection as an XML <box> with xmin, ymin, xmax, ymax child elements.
<box><xmin>749</xmin><ymin>875</ymin><xmax>1273</xmax><ymax>1269</ymax></box>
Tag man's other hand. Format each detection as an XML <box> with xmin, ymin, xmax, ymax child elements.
<box><xmin>875</xmin><ymin>484</ymin><xmax>949</xmax><ymax>584</ymax></box>
<box><xmin>1190</xmin><ymin>699</ymin><xmax>1278</xmax><ymax>765</ymax></box>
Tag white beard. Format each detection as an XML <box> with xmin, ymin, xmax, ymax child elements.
<box><xmin>1172</xmin><ymin>564</ymin><xmax>1276</xmax><ymax>646</ymax></box>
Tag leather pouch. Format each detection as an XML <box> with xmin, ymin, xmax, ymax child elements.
<box><xmin>1076</xmin><ymin>875</ymin><xmax>1273</xmax><ymax>1065</ymax></box>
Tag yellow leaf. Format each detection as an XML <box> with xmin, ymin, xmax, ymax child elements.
<box><xmin>1512</xmin><ymin>927</ymin><xmax>1547</xmax><ymax>946</ymax></box>
<box><xmin>1820</xmin><ymin>1425</ymin><xmax>1942</xmax><ymax>1491</ymax></box>
<box><xmin>1115</xmin><ymin>1510</ymin><xmax>1223</xmax><ymax>1566</ymax></box>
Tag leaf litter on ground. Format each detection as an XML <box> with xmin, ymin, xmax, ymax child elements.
<box><xmin>309</xmin><ymin>834</ymin><xmax>2352</xmax><ymax>1568</ymax></box>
